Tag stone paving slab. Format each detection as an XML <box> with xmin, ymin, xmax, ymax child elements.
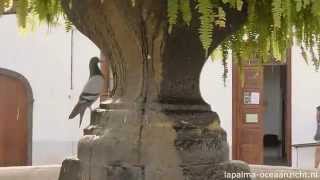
<box><xmin>0</xmin><ymin>164</ymin><xmax>319</xmax><ymax>180</ymax></box>
<box><xmin>249</xmin><ymin>165</ymin><xmax>320</xmax><ymax>180</ymax></box>
<box><xmin>0</xmin><ymin>165</ymin><xmax>60</xmax><ymax>180</ymax></box>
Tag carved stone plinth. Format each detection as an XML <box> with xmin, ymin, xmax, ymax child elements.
<box><xmin>58</xmin><ymin>1</ymin><xmax>250</xmax><ymax>179</ymax></box>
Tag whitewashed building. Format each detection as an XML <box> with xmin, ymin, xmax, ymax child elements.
<box><xmin>1</xmin><ymin>14</ymin><xmax>320</xmax><ymax>169</ymax></box>
<box><xmin>0</xmin><ymin>15</ymin><xmax>99</xmax><ymax>165</ymax></box>
<box><xmin>202</xmin><ymin>46</ymin><xmax>320</xmax><ymax>169</ymax></box>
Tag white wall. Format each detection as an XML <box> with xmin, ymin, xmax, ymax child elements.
<box><xmin>292</xmin><ymin>146</ymin><xmax>316</xmax><ymax>168</ymax></box>
<box><xmin>0</xmin><ymin>14</ymin><xmax>236</xmax><ymax>165</ymax></box>
<box><xmin>201</xmin><ymin>46</ymin><xmax>320</xmax><ymax>167</ymax></box>
<box><xmin>2</xmin><ymin>14</ymin><xmax>320</xmax><ymax>167</ymax></box>
<box><xmin>291</xmin><ymin>46</ymin><xmax>320</xmax><ymax>145</ymax></box>
<box><xmin>291</xmin><ymin>46</ymin><xmax>320</xmax><ymax>167</ymax></box>
<box><xmin>200</xmin><ymin>57</ymin><xmax>233</xmax><ymax>158</ymax></box>
<box><xmin>0</xmin><ymin>15</ymin><xmax>99</xmax><ymax>165</ymax></box>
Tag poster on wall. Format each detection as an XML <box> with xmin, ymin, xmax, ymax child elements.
<box><xmin>244</xmin><ymin>92</ymin><xmax>260</xmax><ymax>105</ymax></box>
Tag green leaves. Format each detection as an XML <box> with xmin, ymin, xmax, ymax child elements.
<box><xmin>1</xmin><ymin>0</ymin><xmax>66</xmax><ymax>30</ymax></box>
<box><xmin>64</xmin><ymin>17</ymin><xmax>73</xmax><ymax>32</ymax></box>
<box><xmin>167</xmin><ymin>0</ymin><xmax>192</xmax><ymax>32</ymax></box>
<box><xmin>1</xmin><ymin>0</ymin><xmax>320</xmax><ymax>74</ymax></box>
<box><xmin>180</xmin><ymin>0</ymin><xmax>192</xmax><ymax>26</ymax></box>
<box><xmin>236</xmin><ymin>0</ymin><xmax>244</xmax><ymax>11</ymax></box>
<box><xmin>31</xmin><ymin>0</ymin><xmax>63</xmax><ymax>24</ymax></box>
<box><xmin>311</xmin><ymin>0</ymin><xmax>320</xmax><ymax>17</ymax></box>
<box><xmin>271</xmin><ymin>31</ymin><xmax>282</xmax><ymax>61</ymax></box>
<box><xmin>167</xmin><ymin>0</ymin><xmax>234</xmax><ymax>55</ymax></box>
<box><xmin>16</xmin><ymin>0</ymin><xmax>29</xmax><ymax>27</ymax></box>
<box><xmin>295</xmin><ymin>0</ymin><xmax>302</xmax><ymax>12</ymax></box>
<box><xmin>167</xmin><ymin>0</ymin><xmax>179</xmax><ymax>33</ymax></box>
<box><xmin>0</xmin><ymin>0</ymin><xmax>5</xmax><ymax>15</ymax></box>
<box><xmin>215</xmin><ymin>7</ymin><xmax>226</xmax><ymax>28</ymax></box>
<box><xmin>272</xmin><ymin>0</ymin><xmax>283</xmax><ymax>29</ymax></box>
<box><xmin>211</xmin><ymin>45</ymin><xmax>222</xmax><ymax>62</ymax></box>
<box><xmin>222</xmin><ymin>0</ymin><xmax>244</xmax><ymax>11</ymax></box>
<box><xmin>197</xmin><ymin>0</ymin><xmax>214</xmax><ymax>54</ymax></box>
<box><xmin>0</xmin><ymin>0</ymin><xmax>11</xmax><ymax>16</ymax></box>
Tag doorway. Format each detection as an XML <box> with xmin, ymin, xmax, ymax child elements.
<box><xmin>263</xmin><ymin>65</ymin><xmax>289</xmax><ymax>165</ymax></box>
<box><xmin>232</xmin><ymin>57</ymin><xmax>292</xmax><ymax>166</ymax></box>
<box><xmin>0</xmin><ymin>68</ymin><xmax>33</xmax><ymax>166</ymax></box>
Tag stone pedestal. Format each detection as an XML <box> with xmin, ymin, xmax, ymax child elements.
<box><xmin>58</xmin><ymin>3</ymin><xmax>250</xmax><ymax>178</ymax></box>
<box><xmin>59</xmin><ymin>106</ymin><xmax>250</xmax><ymax>180</ymax></box>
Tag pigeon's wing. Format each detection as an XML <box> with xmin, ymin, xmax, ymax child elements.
<box><xmin>79</xmin><ymin>75</ymin><xmax>104</xmax><ymax>103</ymax></box>
<box><xmin>68</xmin><ymin>75</ymin><xmax>104</xmax><ymax>120</ymax></box>
<box><xmin>82</xmin><ymin>75</ymin><xmax>104</xmax><ymax>96</ymax></box>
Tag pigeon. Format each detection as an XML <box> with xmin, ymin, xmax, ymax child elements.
<box><xmin>69</xmin><ymin>57</ymin><xmax>104</xmax><ymax>127</ymax></box>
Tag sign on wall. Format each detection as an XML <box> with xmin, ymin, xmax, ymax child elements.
<box><xmin>244</xmin><ymin>92</ymin><xmax>260</xmax><ymax>105</ymax></box>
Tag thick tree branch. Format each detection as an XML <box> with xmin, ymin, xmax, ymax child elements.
<box><xmin>209</xmin><ymin>1</ymin><xmax>248</xmax><ymax>55</ymax></box>
<box><xmin>60</xmin><ymin>0</ymin><xmax>248</xmax><ymax>102</ymax></box>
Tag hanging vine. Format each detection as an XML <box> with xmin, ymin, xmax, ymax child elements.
<box><xmin>1</xmin><ymin>0</ymin><xmax>320</xmax><ymax>76</ymax></box>
<box><xmin>167</xmin><ymin>0</ymin><xmax>320</xmax><ymax>78</ymax></box>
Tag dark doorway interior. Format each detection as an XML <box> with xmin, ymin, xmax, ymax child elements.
<box><xmin>263</xmin><ymin>65</ymin><xmax>289</xmax><ymax>166</ymax></box>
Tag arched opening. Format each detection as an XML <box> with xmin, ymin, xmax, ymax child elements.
<box><xmin>0</xmin><ymin>68</ymin><xmax>33</xmax><ymax>166</ymax></box>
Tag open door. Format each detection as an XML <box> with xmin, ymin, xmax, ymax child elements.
<box><xmin>233</xmin><ymin>63</ymin><xmax>264</xmax><ymax>164</ymax></box>
<box><xmin>233</xmin><ymin>51</ymin><xmax>292</xmax><ymax>165</ymax></box>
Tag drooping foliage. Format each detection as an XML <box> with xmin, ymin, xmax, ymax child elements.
<box><xmin>0</xmin><ymin>0</ymin><xmax>68</xmax><ymax>30</ymax></box>
<box><xmin>168</xmin><ymin>0</ymin><xmax>320</xmax><ymax>73</ymax></box>
<box><xmin>1</xmin><ymin>0</ymin><xmax>320</xmax><ymax>73</ymax></box>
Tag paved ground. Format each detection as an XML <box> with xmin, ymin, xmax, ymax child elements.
<box><xmin>0</xmin><ymin>164</ymin><xmax>319</xmax><ymax>180</ymax></box>
<box><xmin>0</xmin><ymin>165</ymin><xmax>60</xmax><ymax>180</ymax></box>
<box><xmin>250</xmin><ymin>165</ymin><xmax>320</xmax><ymax>180</ymax></box>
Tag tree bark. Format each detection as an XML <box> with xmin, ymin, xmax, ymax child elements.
<box><xmin>59</xmin><ymin>0</ymin><xmax>250</xmax><ymax>180</ymax></box>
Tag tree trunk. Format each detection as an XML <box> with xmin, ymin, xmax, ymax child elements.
<box><xmin>59</xmin><ymin>0</ymin><xmax>250</xmax><ymax>180</ymax></box>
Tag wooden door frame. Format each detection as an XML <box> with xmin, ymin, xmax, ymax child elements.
<box><xmin>232</xmin><ymin>60</ymin><xmax>240</xmax><ymax>160</ymax></box>
<box><xmin>285</xmin><ymin>49</ymin><xmax>292</xmax><ymax>165</ymax></box>
<box><xmin>0</xmin><ymin>68</ymin><xmax>34</xmax><ymax>165</ymax></box>
<box><xmin>232</xmin><ymin>51</ymin><xmax>292</xmax><ymax>166</ymax></box>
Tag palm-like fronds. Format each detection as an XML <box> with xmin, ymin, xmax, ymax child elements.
<box><xmin>166</xmin><ymin>0</ymin><xmax>320</xmax><ymax>75</ymax></box>
<box><xmin>2</xmin><ymin>0</ymin><xmax>320</xmax><ymax>77</ymax></box>
<box><xmin>1</xmin><ymin>0</ymin><xmax>66</xmax><ymax>28</ymax></box>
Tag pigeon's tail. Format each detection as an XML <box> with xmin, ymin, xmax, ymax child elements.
<box><xmin>69</xmin><ymin>103</ymin><xmax>86</xmax><ymax>120</ymax></box>
<box><xmin>79</xmin><ymin>110</ymin><xmax>85</xmax><ymax>127</ymax></box>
